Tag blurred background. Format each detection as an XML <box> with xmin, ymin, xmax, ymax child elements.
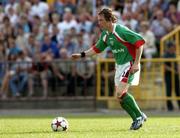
<box><xmin>0</xmin><ymin>0</ymin><xmax>179</xmax><ymax>112</ymax></box>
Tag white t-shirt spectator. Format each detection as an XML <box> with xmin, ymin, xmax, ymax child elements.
<box><xmin>57</xmin><ymin>20</ymin><xmax>78</xmax><ymax>35</ymax></box>
<box><xmin>29</xmin><ymin>2</ymin><xmax>49</xmax><ymax>19</ymax></box>
<box><xmin>5</xmin><ymin>3</ymin><xmax>18</xmax><ymax>14</ymax></box>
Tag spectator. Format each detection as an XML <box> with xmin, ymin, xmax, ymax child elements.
<box><xmin>63</xmin><ymin>0</ymin><xmax>77</xmax><ymax>14</ymax></box>
<box><xmin>74</xmin><ymin>34</ymin><xmax>89</xmax><ymax>53</ymax></box>
<box><xmin>156</xmin><ymin>0</ymin><xmax>169</xmax><ymax>12</ymax></box>
<box><xmin>150</xmin><ymin>9</ymin><xmax>172</xmax><ymax>56</ymax></box>
<box><xmin>57</xmin><ymin>8</ymin><xmax>78</xmax><ymax>35</ymax></box>
<box><xmin>1</xmin><ymin>16</ymin><xmax>14</xmax><ymax>38</ymax></box>
<box><xmin>0</xmin><ymin>53</ymin><xmax>18</xmax><ymax>99</ymax></box>
<box><xmin>0</xmin><ymin>3</ymin><xmax>5</xmax><ymax>23</ymax></box>
<box><xmin>8</xmin><ymin>36</ymin><xmax>22</xmax><ymax>56</ymax></box>
<box><xmin>31</xmin><ymin>24</ymin><xmax>42</xmax><ymax>41</ymax></box>
<box><xmin>30</xmin><ymin>50</ymin><xmax>49</xmax><ymax>98</ymax></box>
<box><xmin>78</xmin><ymin>13</ymin><xmax>93</xmax><ymax>33</ymax></box>
<box><xmin>101</xmin><ymin>48</ymin><xmax>115</xmax><ymax>96</ymax></box>
<box><xmin>164</xmin><ymin>41</ymin><xmax>180</xmax><ymax>111</ymax></box>
<box><xmin>29</xmin><ymin>0</ymin><xmax>49</xmax><ymax>19</ymax></box>
<box><xmin>27</xmin><ymin>36</ymin><xmax>41</xmax><ymax>58</ymax></box>
<box><xmin>57</xmin><ymin>48</ymin><xmax>76</xmax><ymax>96</ymax></box>
<box><xmin>41</xmin><ymin>34</ymin><xmax>60</xmax><ymax>59</ymax></box>
<box><xmin>139</xmin><ymin>21</ymin><xmax>156</xmax><ymax>68</ymax></box>
<box><xmin>15</xmin><ymin>0</ymin><xmax>31</xmax><ymax>15</ymax></box>
<box><xmin>0</xmin><ymin>41</ymin><xmax>6</xmax><ymax>86</ymax></box>
<box><xmin>79</xmin><ymin>28</ymin><xmax>92</xmax><ymax>47</ymax></box>
<box><xmin>50</xmin><ymin>0</ymin><xmax>64</xmax><ymax>15</ymax></box>
<box><xmin>61</xmin><ymin>34</ymin><xmax>76</xmax><ymax>57</ymax></box>
<box><xmin>4</xmin><ymin>0</ymin><xmax>17</xmax><ymax>15</ymax></box>
<box><xmin>122</xmin><ymin>12</ymin><xmax>138</xmax><ymax>31</ymax></box>
<box><xmin>15</xmin><ymin>25</ymin><xmax>29</xmax><ymax>54</ymax></box>
<box><xmin>9</xmin><ymin>51</ymin><xmax>32</xmax><ymax>97</ymax></box>
<box><xmin>48</xmin><ymin>13</ymin><xmax>60</xmax><ymax>34</ymax></box>
<box><xmin>18</xmin><ymin>14</ymin><xmax>32</xmax><ymax>34</ymax></box>
<box><xmin>166</xmin><ymin>3</ymin><xmax>180</xmax><ymax>27</ymax></box>
<box><xmin>75</xmin><ymin>57</ymin><xmax>95</xmax><ymax>96</ymax></box>
<box><xmin>6</xmin><ymin>6</ymin><xmax>19</xmax><ymax>27</ymax></box>
<box><xmin>77</xmin><ymin>0</ymin><xmax>92</xmax><ymax>14</ymax></box>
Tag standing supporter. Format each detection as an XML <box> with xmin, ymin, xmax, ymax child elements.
<box><xmin>150</xmin><ymin>9</ymin><xmax>172</xmax><ymax>56</ymax></box>
<box><xmin>164</xmin><ymin>41</ymin><xmax>180</xmax><ymax>111</ymax></box>
<box><xmin>101</xmin><ymin>48</ymin><xmax>115</xmax><ymax>96</ymax></box>
<box><xmin>139</xmin><ymin>21</ymin><xmax>156</xmax><ymax>68</ymax></box>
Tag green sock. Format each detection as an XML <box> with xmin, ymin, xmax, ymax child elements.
<box><xmin>120</xmin><ymin>101</ymin><xmax>137</xmax><ymax>121</ymax></box>
<box><xmin>122</xmin><ymin>92</ymin><xmax>142</xmax><ymax>118</ymax></box>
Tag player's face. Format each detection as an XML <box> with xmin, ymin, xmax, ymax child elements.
<box><xmin>97</xmin><ymin>15</ymin><xmax>108</xmax><ymax>30</ymax></box>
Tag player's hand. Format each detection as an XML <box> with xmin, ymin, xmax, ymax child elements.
<box><xmin>130</xmin><ymin>63</ymin><xmax>139</xmax><ymax>74</ymax></box>
<box><xmin>71</xmin><ymin>53</ymin><xmax>81</xmax><ymax>60</ymax></box>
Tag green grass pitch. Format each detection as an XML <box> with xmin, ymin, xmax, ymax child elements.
<box><xmin>1</xmin><ymin>115</ymin><xmax>180</xmax><ymax>138</ymax></box>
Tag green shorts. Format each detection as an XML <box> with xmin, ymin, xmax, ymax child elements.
<box><xmin>114</xmin><ymin>61</ymin><xmax>140</xmax><ymax>86</ymax></box>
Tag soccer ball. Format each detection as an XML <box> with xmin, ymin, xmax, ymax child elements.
<box><xmin>51</xmin><ymin>117</ymin><xmax>69</xmax><ymax>131</ymax></box>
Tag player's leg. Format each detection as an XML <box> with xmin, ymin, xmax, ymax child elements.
<box><xmin>174</xmin><ymin>74</ymin><xmax>180</xmax><ymax>109</ymax></box>
<box><xmin>40</xmin><ymin>71</ymin><xmax>48</xmax><ymax>98</ymax></box>
<box><xmin>116</xmin><ymin>83</ymin><xmax>147</xmax><ymax>130</ymax></box>
<box><xmin>165</xmin><ymin>73</ymin><xmax>173</xmax><ymax>111</ymax></box>
<box><xmin>28</xmin><ymin>73</ymin><xmax>34</xmax><ymax>97</ymax></box>
<box><xmin>115</xmin><ymin>83</ymin><xmax>136</xmax><ymax>121</ymax></box>
<box><xmin>115</xmin><ymin>82</ymin><xmax>145</xmax><ymax>130</ymax></box>
<box><xmin>9</xmin><ymin>74</ymin><xmax>19</xmax><ymax>97</ymax></box>
<box><xmin>126</xmin><ymin>68</ymin><xmax>147</xmax><ymax>130</ymax></box>
<box><xmin>0</xmin><ymin>71</ymin><xmax>11</xmax><ymax>99</ymax></box>
<box><xmin>115</xmin><ymin>62</ymin><xmax>146</xmax><ymax>130</ymax></box>
<box><xmin>18</xmin><ymin>73</ymin><xmax>28</xmax><ymax>93</ymax></box>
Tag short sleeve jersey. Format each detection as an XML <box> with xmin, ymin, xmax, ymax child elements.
<box><xmin>92</xmin><ymin>24</ymin><xmax>145</xmax><ymax>65</ymax></box>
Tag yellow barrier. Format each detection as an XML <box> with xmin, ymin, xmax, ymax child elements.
<box><xmin>96</xmin><ymin>58</ymin><xmax>180</xmax><ymax>109</ymax></box>
<box><xmin>160</xmin><ymin>26</ymin><xmax>180</xmax><ymax>56</ymax></box>
<box><xmin>97</xmin><ymin>58</ymin><xmax>180</xmax><ymax>100</ymax></box>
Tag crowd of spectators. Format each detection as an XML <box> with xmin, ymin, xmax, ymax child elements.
<box><xmin>0</xmin><ymin>0</ymin><xmax>179</xmax><ymax>99</ymax></box>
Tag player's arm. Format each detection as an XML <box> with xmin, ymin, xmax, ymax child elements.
<box><xmin>134</xmin><ymin>46</ymin><xmax>143</xmax><ymax>65</ymax></box>
<box><xmin>71</xmin><ymin>47</ymin><xmax>96</xmax><ymax>60</ymax></box>
<box><xmin>71</xmin><ymin>32</ymin><xmax>107</xmax><ymax>60</ymax></box>
<box><xmin>130</xmin><ymin>45</ymin><xmax>144</xmax><ymax>73</ymax></box>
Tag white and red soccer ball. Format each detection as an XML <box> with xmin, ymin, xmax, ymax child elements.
<box><xmin>51</xmin><ymin>117</ymin><xmax>69</xmax><ymax>131</ymax></box>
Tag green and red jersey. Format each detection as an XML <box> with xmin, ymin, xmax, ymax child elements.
<box><xmin>92</xmin><ymin>24</ymin><xmax>145</xmax><ymax>65</ymax></box>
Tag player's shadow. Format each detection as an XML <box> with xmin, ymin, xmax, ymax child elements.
<box><xmin>0</xmin><ymin>128</ymin><xmax>130</xmax><ymax>136</ymax></box>
<box><xmin>0</xmin><ymin>130</ymin><xmax>53</xmax><ymax>135</ymax></box>
<box><xmin>70</xmin><ymin>128</ymin><xmax>128</xmax><ymax>133</ymax></box>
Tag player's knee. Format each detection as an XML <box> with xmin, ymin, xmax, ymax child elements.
<box><xmin>115</xmin><ymin>89</ymin><xmax>126</xmax><ymax>100</ymax></box>
<box><xmin>115</xmin><ymin>84</ymin><xmax>129</xmax><ymax>100</ymax></box>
